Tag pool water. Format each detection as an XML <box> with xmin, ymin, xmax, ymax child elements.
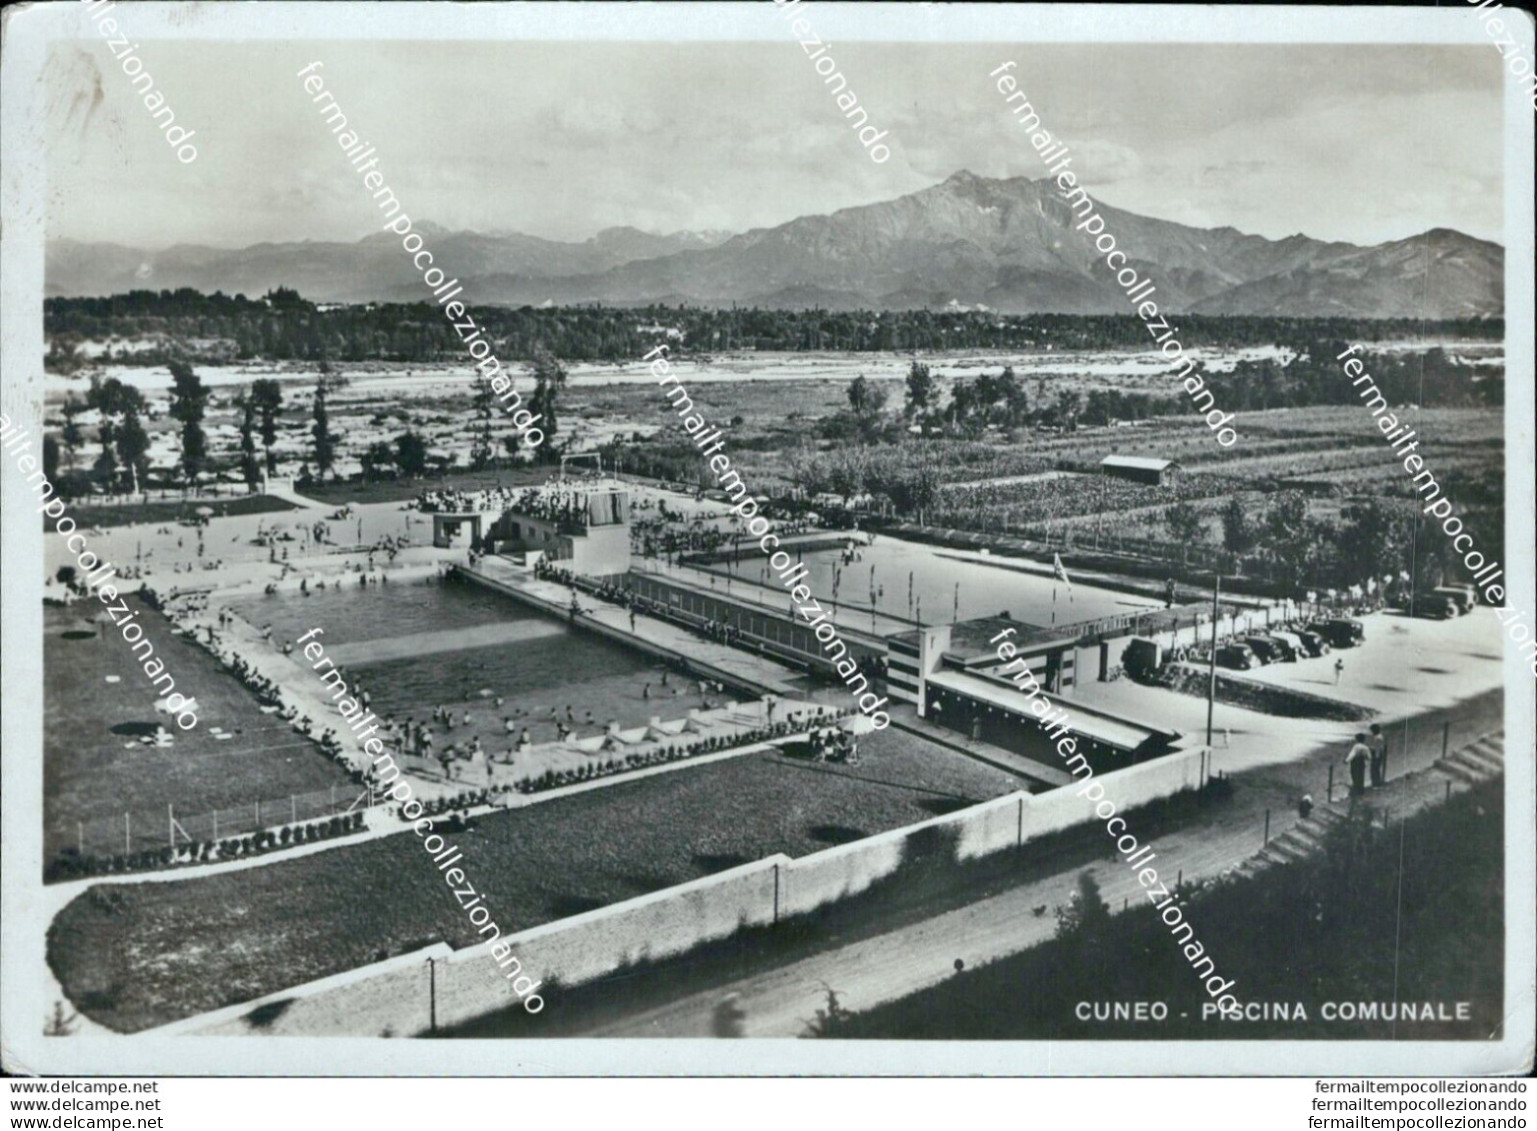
<box><xmin>717</xmin><ymin>536</ymin><xmax>1158</xmax><ymax>628</ymax></box>
<box><xmin>231</xmin><ymin>578</ymin><xmax>679</xmax><ymax>752</ymax></box>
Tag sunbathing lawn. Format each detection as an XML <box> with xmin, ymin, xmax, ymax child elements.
<box><xmin>46</xmin><ymin>494</ymin><xmax>296</xmax><ymax>530</ymax></box>
<box><xmin>50</xmin><ymin>728</ymin><xmax>1022</xmax><ymax>1032</ymax></box>
<box><xmin>44</xmin><ymin>597</ymin><xmax>353</xmax><ymax>861</ymax></box>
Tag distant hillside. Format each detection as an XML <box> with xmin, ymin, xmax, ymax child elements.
<box><xmin>47</xmin><ymin>172</ymin><xmax>1503</xmax><ymax>318</ymax></box>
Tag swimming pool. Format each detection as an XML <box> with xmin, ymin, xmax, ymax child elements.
<box><xmin>713</xmin><ymin>536</ymin><xmax>1159</xmax><ymax>628</ymax></box>
<box><xmin>230</xmin><ymin>576</ymin><xmax>672</xmax><ymax>749</ymax></box>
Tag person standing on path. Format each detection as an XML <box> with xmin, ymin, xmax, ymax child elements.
<box><xmin>1368</xmin><ymin>723</ymin><xmax>1387</xmax><ymax>787</ymax></box>
<box><xmin>1334</xmin><ymin>656</ymin><xmax>1345</xmax><ymax>685</ymax></box>
<box><xmin>1346</xmin><ymin>733</ymin><xmax>1371</xmax><ymax>797</ymax></box>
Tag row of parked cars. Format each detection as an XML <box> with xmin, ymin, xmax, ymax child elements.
<box><xmin>1401</xmin><ymin>584</ymin><xmax>1478</xmax><ymax>620</ymax></box>
<box><xmin>1121</xmin><ymin>616</ymin><xmax>1366</xmax><ymax>680</ymax></box>
<box><xmin>1214</xmin><ymin>617</ymin><xmax>1365</xmax><ymax>671</ymax></box>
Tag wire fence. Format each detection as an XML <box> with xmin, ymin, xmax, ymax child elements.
<box><xmin>49</xmin><ymin>783</ymin><xmax>378</xmax><ymax>861</ymax></box>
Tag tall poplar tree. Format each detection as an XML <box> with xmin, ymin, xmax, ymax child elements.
<box><xmin>311</xmin><ymin>379</ymin><xmax>335</xmax><ymax>479</ymax></box>
<box><xmin>249</xmin><ymin>379</ymin><xmax>284</xmax><ymax>476</ymax></box>
<box><xmin>168</xmin><ymin>360</ymin><xmax>209</xmax><ymax>486</ymax></box>
<box><xmin>237</xmin><ymin>396</ymin><xmax>263</xmax><ymax>492</ymax></box>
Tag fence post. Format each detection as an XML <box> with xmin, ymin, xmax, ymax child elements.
<box><xmin>78</xmin><ymin>822</ymin><xmax>84</xmax><ymax>856</ymax></box>
<box><xmin>212</xmin><ymin>810</ymin><xmax>218</xmax><ymax>841</ymax></box>
<box><xmin>1441</xmin><ymin>721</ymin><xmax>1450</xmax><ymax>761</ymax></box>
<box><xmin>169</xmin><ymin>804</ymin><xmax>175</xmax><ymax>848</ymax></box>
<box><xmin>1263</xmin><ymin>809</ymin><xmax>1270</xmax><ymax>845</ymax></box>
<box><xmin>1327</xmin><ymin>764</ymin><xmax>1334</xmax><ymax>804</ymax></box>
<box><xmin>125</xmin><ymin>812</ymin><xmax>131</xmax><ymax>855</ymax></box>
<box><xmin>291</xmin><ymin>795</ymin><xmax>297</xmax><ymax>825</ymax></box>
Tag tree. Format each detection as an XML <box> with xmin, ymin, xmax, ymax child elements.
<box><xmin>311</xmin><ymin>380</ymin><xmax>335</xmax><ymax>479</ymax></box>
<box><xmin>1055</xmin><ymin>389</ymin><xmax>1084</xmax><ymax>429</ymax></box>
<box><xmin>167</xmin><ymin>360</ymin><xmax>209</xmax><ymax>486</ymax></box>
<box><xmin>470</xmin><ymin>373</ymin><xmax>496</xmax><ymax>470</ymax></box>
<box><xmin>1164</xmin><ymin>502</ymin><xmax>1208</xmax><ymax>550</ymax></box>
<box><xmin>249</xmin><ymin>379</ymin><xmax>284</xmax><ymax>475</ymax></box>
<box><xmin>824</xmin><ymin>447</ymin><xmax>870</xmax><ymax>505</ymax></box>
<box><xmin>394</xmin><ymin>430</ymin><xmax>429</xmax><ymax>476</ymax></box>
<box><xmin>1055</xmin><ymin>870</ymin><xmax>1112</xmax><ymax>940</ymax></box>
<box><xmin>93</xmin><ymin>419</ymin><xmax>120</xmax><ymax>489</ymax></box>
<box><xmin>60</xmin><ymin>396</ymin><xmax>85</xmax><ymax>470</ymax></box>
<box><xmin>92</xmin><ymin>374</ymin><xmax>152</xmax><ymax>494</ymax></box>
<box><xmin>360</xmin><ymin>440</ymin><xmax>396</xmax><ymax>480</ymax></box>
<box><xmin>845</xmin><ymin>374</ymin><xmax>889</xmax><ymax>442</ymax></box>
<box><xmin>1261</xmin><ymin>492</ymin><xmax>1321</xmax><ymax>589</ymax></box>
<box><xmin>1221</xmin><ymin>496</ymin><xmax>1255</xmax><ymax>556</ymax></box>
<box><xmin>871</xmin><ymin>454</ymin><xmax>942</xmax><ymax>524</ymax></box>
<box><xmin>801</xmin><ymin>984</ymin><xmax>853</xmax><ymax>1038</ymax></box>
<box><xmin>904</xmin><ymin>360</ymin><xmax>934</xmax><ymax>418</ymax></box>
<box><xmin>237</xmin><ymin>396</ymin><xmax>263</xmax><ymax>492</ymax></box>
<box><xmin>1338</xmin><ymin>499</ymin><xmax>1411</xmax><ymax>587</ymax></box>
<box><xmin>529</xmin><ymin>351</ymin><xmax>567</xmax><ymax>460</ymax></box>
<box><xmin>115</xmin><ymin>411</ymin><xmax>150</xmax><ymax>495</ymax></box>
<box><xmin>847</xmin><ymin>375</ymin><xmax>875</xmax><ymax>414</ymax></box>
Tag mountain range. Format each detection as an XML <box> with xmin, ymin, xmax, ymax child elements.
<box><xmin>46</xmin><ymin>172</ymin><xmax>1503</xmax><ymax>318</ymax></box>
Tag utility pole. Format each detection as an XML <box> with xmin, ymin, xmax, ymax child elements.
<box><xmin>1206</xmin><ymin>574</ymin><xmax>1220</xmax><ymax>748</ymax></box>
<box><xmin>428</xmin><ymin>956</ymin><xmax>437</xmax><ymax>1035</ymax></box>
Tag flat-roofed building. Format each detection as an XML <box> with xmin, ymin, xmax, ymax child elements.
<box><xmin>1100</xmin><ymin>454</ymin><xmax>1179</xmax><ymax>486</ymax></box>
<box><xmin>488</xmin><ymin>479</ymin><xmax>632</xmax><ymax>576</ymax></box>
<box><xmin>895</xmin><ymin>618</ymin><xmax>1182</xmax><ymax>777</ymax></box>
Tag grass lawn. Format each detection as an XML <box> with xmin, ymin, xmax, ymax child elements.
<box><xmin>47</xmin><ymin>494</ymin><xmax>296</xmax><ymax>531</ymax></box>
<box><xmin>50</xmin><ymin>728</ymin><xmax>1022</xmax><ymax>1032</ymax></box>
<box><xmin>44</xmin><ymin>596</ymin><xmax>354</xmax><ymax>860</ymax></box>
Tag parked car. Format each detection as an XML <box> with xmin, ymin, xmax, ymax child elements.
<box><xmin>1295</xmin><ymin>629</ymin><xmax>1331</xmax><ymax>657</ymax></box>
<box><xmin>1122</xmin><ymin>637</ymin><xmax>1164</xmax><ymax>681</ymax></box>
<box><xmin>1256</xmin><ymin>633</ymin><xmax>1300</xmax><ymax>662</ymax></box>
<box><xmin>1307</xmin><ymin>618</ymin><xmax>1365</xmax><ymax>648</ymax></box>
<box><xmin>1216</xmin><ymin>643</ymin><xmax>1259</xmax><ymax>670</ymax></box>
<box><xmin>1430</xmin><ymin>585</ymin><xmax>1476</xmax><ymax>614</ymax></box>
<box><xmin>1242</xmin><ymin>635</ymin><xmax>1284</xmax><ymax>664</ymax></box>
<box><xmin>1408</xmin><ymin>594</ymin><xmax>1461</xmax><ymax>620</ymax></box>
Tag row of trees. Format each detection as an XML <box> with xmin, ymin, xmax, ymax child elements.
<box><xmin>51</xmin><ymin>349</ymin><xmax>570</xmax><ymax>495</ymax></box>
<box><xmin>1202</xmin><ymin>341</ymin><xmax>1502</xmax><ymax>412</ymax></box>
<box><xmin>1170</xmin><ymin>492</ymin><xmax>1495</xmax><ymax>592</ymax></box>
<box><xmin>44</xmin><ymin>288</ymin><xmax>1503</xmax><ymax>367</ymax></box>
<box><xmin>823</xmin><ymin>362</ymin><xmax>1194</xmax><ymax>443</ymax></box>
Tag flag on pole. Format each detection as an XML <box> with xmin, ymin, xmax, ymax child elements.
<box><xmin>1053</xmin><ymin>553</ymin><xmax>1073</xmax><ymax>601</ymax></box>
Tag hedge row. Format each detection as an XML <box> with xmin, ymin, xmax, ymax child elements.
<box><xmin>45</xmin><ymin>811</ymin><xmax>367</xmax><ymax>882</ymax></box>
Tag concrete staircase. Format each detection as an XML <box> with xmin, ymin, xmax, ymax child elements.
<box><xmin>1236</xmin><ymin>807</ymin><xmax>1346</xmax><ymax>876</ymax></box>
<box><xmin>1233</xmin><ymin>731</ymin><xmax>1505</xmax><ymax>879</ymax></box>
<box><xmin>1434</xmin><ymin>732</ymin><xmax>1506</xmax><ymax>785</ymax></box>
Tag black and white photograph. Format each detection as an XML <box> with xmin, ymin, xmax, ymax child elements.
<box><xmin>1</xmin><ymin>0</ymin><xmax>1532</xmax><ymax>1093</ymax></box>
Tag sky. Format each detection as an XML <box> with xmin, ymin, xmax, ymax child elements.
<box><xmin>46</xmin><ymin>39</ymin><xmax>1505</xmax><ymax>250</ymax></box>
